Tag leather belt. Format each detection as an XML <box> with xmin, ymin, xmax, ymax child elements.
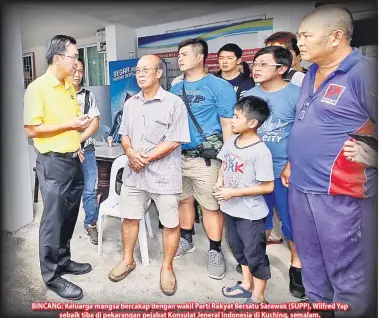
<box><xmin>43</xmin><ymin>151</ymin><xmax>78</xmax><ymax>158</ymax></box>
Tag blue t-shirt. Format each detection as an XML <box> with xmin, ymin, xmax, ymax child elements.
<box><xmin>170</xmin><ymin>74</ymin><xmax>236</xmax><ymax>150</ymax></box>
<box><xmin>244</xmin><ymin>83</ymin><xmax>300</xmax><ymax>177</ymax></box>
<box><xmin>288</xmin><ymin>48</ymin><xmax>377</xmax><ymax>198</ymax></box>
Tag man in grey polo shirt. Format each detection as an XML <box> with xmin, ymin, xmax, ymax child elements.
<box><xmin>108</xmin><ymin>55</ymin><xmax>190</xmax><ymax>296</ymax></box>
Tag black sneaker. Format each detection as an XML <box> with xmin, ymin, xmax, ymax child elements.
<box><xmin>289</xmin><ymin>266</ymin><xmax>307</xmax><ymax>299</ymax></box>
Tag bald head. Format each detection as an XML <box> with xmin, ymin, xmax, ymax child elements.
<box><xmin>137</xmin><ymin>54</ymin><xmax>164</xmax><ymax>70</ymax></box>
<box><xmin>302</xmin><ymin>5</ymin><xmax>354</xmax><ymax>43</ymax></box>
<box><xmin>136</xmin><ymin>54</ymin><xmax>164</xmax><ymax>90</ymax></box>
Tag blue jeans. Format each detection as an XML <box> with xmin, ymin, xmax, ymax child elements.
<box><xmin>82</xmin><ymin>150</ymin><xmax>99</xmax><ymax>229</ymax></box>
<box><xmin>263</xmin><ymin>178</ymin><xmax>293</xmax><ymax>241</ymax></box>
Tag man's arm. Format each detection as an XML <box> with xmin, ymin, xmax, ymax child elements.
<box><xmin>80</xmin><ymin>116</ymin><xmax>99</xmax><ymax>143</ymax></box>
<box><xmin>24</xmin><ymin>115</ymin><xmax>90</xmax><ymax>138</ymax></box>
<box><xmin>232</xmin><ymin>181</ymin><xmax>274</xmax><ymax>197</ymax></box>
<box><xmin>146</xmin><ymin>142</ymin><xmax>181</xmax><ymax>163</ymax></box>
<box><xmin>121</xmin><ymin>135</ymin><xmax>134</xmax><ymax>156</ymax></box>
<box><xmin>220</xmin><ymin>117</ymin><xmax>234</xmax><ymax>141</ymax></box>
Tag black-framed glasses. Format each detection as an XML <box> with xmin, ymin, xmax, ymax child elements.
<box><xmin>135</xmin><ymin>68</ymin><xmax>158</xmax><ymax>75</ymax></box>
<box><xmin>298</xmin><ymin>96</ymin><xmax>317</xmax><ymax>120</ymax></box>
<box><xmin>58</xmin><ymin>54</ymin><xmax>79</xmax><ymax>61</ymax></box>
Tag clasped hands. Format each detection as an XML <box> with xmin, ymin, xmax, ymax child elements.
<box><xmin>127</xmin><ymin>149</ymin><xmax>150</xmax><ymax>173</ymax></box>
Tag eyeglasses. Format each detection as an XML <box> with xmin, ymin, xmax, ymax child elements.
<box><xmin>58</xmin><ymin>54</ymin><xmax>79</xmax><ymax>61</ymax></box>
<box><xmin>298</xmin><ymin>96</ymin><xmax>317</xmax><ymax>120</ymax></box>
<box><xmin>251</xmin><ymin>63</ymin><xmax>283</xmax><ymax>68</ymax></box>
<box><xmin>135</xmin><ymin>68</ymin><xmax>158</xmax><ymax>75</ymax></box>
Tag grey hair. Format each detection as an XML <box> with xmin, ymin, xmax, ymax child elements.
<box><xmin>155</xmin><ymin>59</ymin><xmax>165</xmax><ymax>71</ymax></box>
<box><xmin>45</xmin><ymin>35</ymin><xmax>77</xmax><ymax>65</ymax></box>
<box><xmin>303</xmin><ymin>5</ymin><xmax>354</xmax><ymax>42</ymax></box>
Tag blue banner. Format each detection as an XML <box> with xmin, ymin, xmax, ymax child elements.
<box><xmin>109</xmin><ymin>58</ymin><xmax>140</xmax><ymax>143</ymax></box>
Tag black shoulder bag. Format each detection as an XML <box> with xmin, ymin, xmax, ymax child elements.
<box><xmin>181</xmin><ymin>83</ymin><xmax>223</xmax><ymax>166</ymax></box>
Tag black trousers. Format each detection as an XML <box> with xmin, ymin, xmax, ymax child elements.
<box><xmin>36</xmin><ymin>153</ymin><xmax>84</xmax><ymax>284</ymax></box>
<box><xmin>225</xmin><ymin>213</ymin><xmax>271</xmax><ymax>280</ymax></box>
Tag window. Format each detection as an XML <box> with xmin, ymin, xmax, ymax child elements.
<box><xmin>23</xmin><ymin>52</ymin><xmax>36</xmax><ymax>88</ymax></box>
<box><xmin>78</xmin><ymin>44</ymin><xmax>107</xmax><ymax>86</ymax></box>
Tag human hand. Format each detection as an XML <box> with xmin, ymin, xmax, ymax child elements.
<box><xmin>71</xmin><ymin>115</ymin><xmax>91</xmax><ymax>132</ymax></box>
<box><xmin>343</xmin><ymin>140</ymin><xmax>377</xmax><ymax>168</ymax></box>
<box><xmin>126</xmin><ymin>148</ymin><xmax>149</xmax><ymax>172</ymax></box>
<box><xmin>213</xmin><ymin>188</ymin><xmax>236</xmax><ymax>202</ymax></box>
<box><xmin>212</xmin><ymin>179</ymin><xmax>223</xmax><ymax>192</ymax></box>
<box><xmin>78</xmin><ymin>148</ymin><xmax>85</xmax><ymax>163</ymax></box>
<box><xmin>280</xmin><ymin>162</ymin><xmax>291</xmax><ymax>188</ymax></box>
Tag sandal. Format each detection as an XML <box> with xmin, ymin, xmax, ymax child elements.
<box><xmin>244</xmin><ymin>298</ymin><xmax>269</xmax><ymax>304</ymax></box>
<box><xmin>221</xmin><ymin>281</ymin><xmax>252</xmax><ymax>298</ymax></box>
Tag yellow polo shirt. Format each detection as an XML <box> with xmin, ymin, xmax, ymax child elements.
<box><xmin>24</xmin><ymin>69</ymin><xmax>82</xmax><ymax>154</ymax></box>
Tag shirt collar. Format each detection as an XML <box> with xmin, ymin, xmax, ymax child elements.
<box><xmin>134</xmin><ymin>86</ymin><xmax>166</xmax><ymax>102</ymax></box>
<box><xmin>45</xmin><ymin>68</ymin><xmax>73</xmax><ymax>90</ymax></box>
<box><xmin>308</xmin><ymin>48</ymin><xmax>361</xmax><ymax>74</ymax></box>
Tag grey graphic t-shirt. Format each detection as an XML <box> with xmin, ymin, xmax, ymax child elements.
<box><xmin>217</xmin><ymin>135</ymin><xmax>274</xmax><ymax>220</ymax></box>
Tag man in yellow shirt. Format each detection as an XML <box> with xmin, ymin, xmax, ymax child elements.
<box><xmin>24</xmin><ymin>35</ymin><xmax>92</xmax><ymax>300</ymax></box>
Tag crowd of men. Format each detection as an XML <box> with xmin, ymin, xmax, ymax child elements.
<box><xmin>23</xmin><ymin>4</ymin><xmax>377</xmax><ymax>318</ymax></box>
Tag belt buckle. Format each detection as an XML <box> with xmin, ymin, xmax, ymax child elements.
<box><xmin>72</xmin><ymin>152</ymin><xmax>78</xmax><ymax>158</ymax></box>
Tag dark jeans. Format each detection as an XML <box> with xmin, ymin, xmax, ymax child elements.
<box><xmin>225</xmin><ymin>213</ymin><xmax>271</xmax><ymax>280</ymax></box>
<box><xmin>36</xmin><ymin>153</ymin><xmax>84</xmax><ymax>284</ymax></box>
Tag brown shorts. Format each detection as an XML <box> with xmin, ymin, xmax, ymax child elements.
<box><xmin>181</xmin><ymin>156</ymin><xmax>220</xmax><ymax>211</ymax></box>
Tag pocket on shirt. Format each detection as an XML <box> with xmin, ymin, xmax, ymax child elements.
<box><xmin>143</xmin><ymin>119</ymin><xmax>169</xmax><ymax>145</ymax></box>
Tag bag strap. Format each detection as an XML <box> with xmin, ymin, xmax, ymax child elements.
<box><xmin>80</xmin><ymin>89</ymin><xmax>91</xmax><ymax>149</ymax></box>
<box><xmin>182</xmin><ymin>83</ymin><xmax>208</xmax><ymax>141</ymax></box>
<box><xmin>84</xmin><ymin>89</ymin><xmax>90</xmax><ymax>115</ymax></box>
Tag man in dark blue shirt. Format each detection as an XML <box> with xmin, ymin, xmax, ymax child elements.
<box><xmin>216</xmin><ymin>43</ymin><xmax>254</xmax><ymax>100</ymax></box>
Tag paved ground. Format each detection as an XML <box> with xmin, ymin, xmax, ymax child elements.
<box><xmin>3</xmin><ymin>199</ymin><xmax>298</xmax><ymax>317</ymax></box>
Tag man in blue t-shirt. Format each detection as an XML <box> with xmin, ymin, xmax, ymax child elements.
<box><xmin>244</xmin><ymin>46</ymin><xmax>305</xmax><ymax>299</ymax></box>
<box><xmin>215</xmin><ymin>43</ymin><xmax>254</xmax><ymax>100</ymax></box>
<box><xmin>170</xmin><ymin>38</ymin><xmax>236</xmax><ymax>280</ymax></box>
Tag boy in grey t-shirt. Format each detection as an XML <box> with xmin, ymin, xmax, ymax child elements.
<box><xmin>213</xmin><ymin>96</ymin><xmax>274</xmax><ymax>304</ymax></box>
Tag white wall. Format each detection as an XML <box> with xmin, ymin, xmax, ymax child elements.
<box><xmin>4</xmin><ymin>7</ymin><xmax>34</xmax><ymax>231</ymax></box>
<box><xmin>105</xmin><ymin>24</ymin><xmax>137</xmax><ymax>83</ymax></box>
<box><xmin>137</xmin><ymin>3</ymin><xmax>315</xmax><ymax>40</ymax></box>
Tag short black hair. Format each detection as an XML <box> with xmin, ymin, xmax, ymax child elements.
<box><xmin>178</xmin><ymin>37</ymin><xmax>208</xmax><ymax>66</ymax></box>
<box><xmin>45</xmin><ymin>34</ymin><xmax>77</xmax><ymax>65</ymax></box>
<box><xmin>78</xmin><ymin>57</ymin><xmax>85</xmax><ymax>85</ymax></box>
<box><xmin>234</xmin><ymin>96</ymin><xmax>270</xmax><ymax>128</ymax></box>
<box><xmin>78</xmin><ymin>57</ymin><xmax>85</xmax><ymax>72</ymax></box>
<box><xmin>253</xmin><ymin>46</ymin><xmax>292</xmax><ymax>77</ymax></box>
<box><xmin>264</xmin><ymin>31</ymin><xmax>300</xmax><ymax>56</ymax></box>
<box><xmin>217</xmin><ymin>43</ymin><xmax>243</xmax><ymax>59</ymax></box>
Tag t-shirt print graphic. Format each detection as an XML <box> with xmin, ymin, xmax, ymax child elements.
<box><xmin>222</xmin><ymin>152</ymin><xmax>247</xmax><ymax>189</ymax></box>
